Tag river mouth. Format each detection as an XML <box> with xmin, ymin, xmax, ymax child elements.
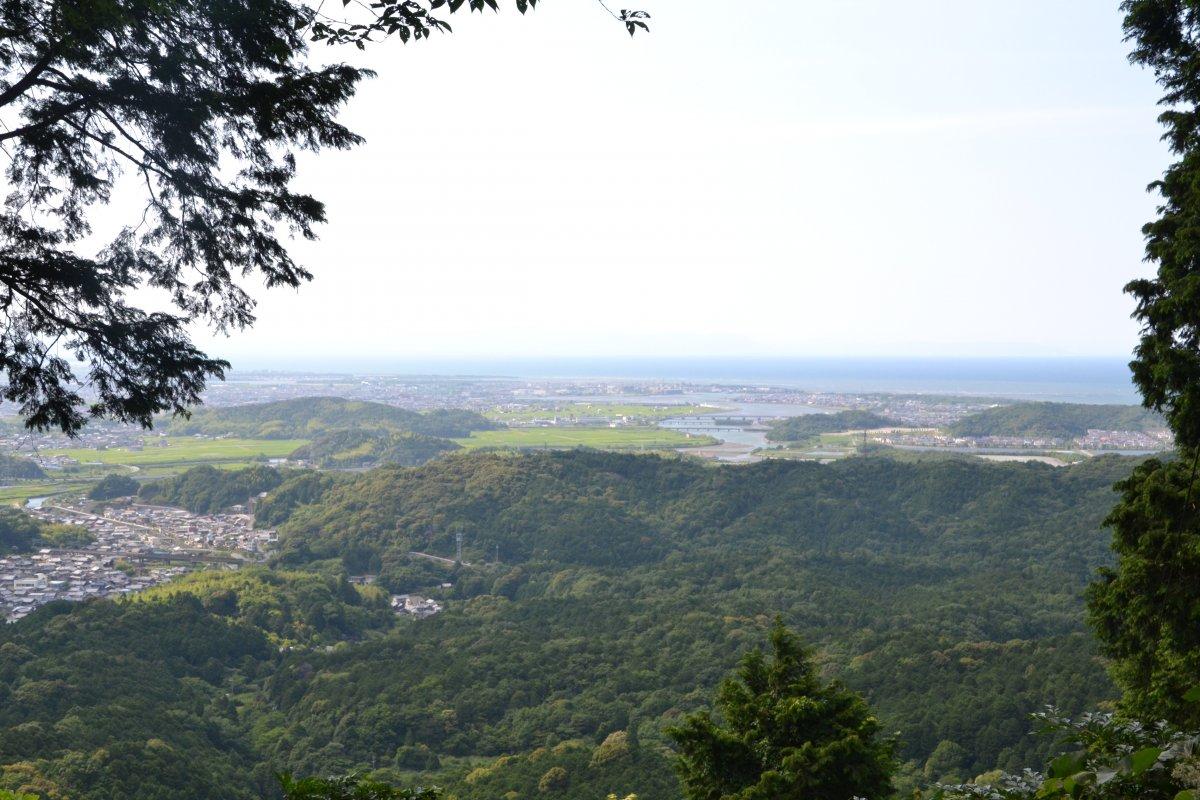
<box><xmin>522</xmin><ymin>391</ymin><xmax>832</xmax><ymax>459</ymax></box>
<box><xmin>659</xmin><ymin>418</ymin><xmax>770</xmax><ymax>450</ymax></box>
<box><xmin>646</xmin><ymin>394</ymin><xmax>839</xmax><ymax>460</ymax></box>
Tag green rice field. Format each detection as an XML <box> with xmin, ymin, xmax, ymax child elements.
<box><xmin>41</xmin><ymin>437</ymin><xmax>307</xmax><ymax>468</ymax></box>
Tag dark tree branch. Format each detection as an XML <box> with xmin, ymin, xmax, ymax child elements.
<box><xmin>0</xmin><ymin>47</ymin><xmax>56</xmax><ymax>107</ymax></box>
<box><xmin>0</xmin><ymin>97</ymin><xmax>87</xmax><ymax>141</ymax></box>
<box><xmin>0</xmin><ymin>0</ymin><xmax>639</xmax><ymax>435</ymax></box>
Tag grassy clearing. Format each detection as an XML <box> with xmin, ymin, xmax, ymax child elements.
<box><xmin>758</xmin><ymin>447</ymin><xmax>854</xmax><ymax>461</ymax></box>
<box><xmin>454</xmin><ymin>427</ymin><xmax>717</xmax><ymax>451</ymax></box>
<box><xmin>0</xmin><ymin>480</ymin><xmax>94</xmax><ymax>505</ymax></box>
<box><xmin>0</xmin><ymin>449</ymin><xmax>303</xmax><ymax>507</ymax></box>
<box><xmin>41</xmin><ymin>437</ymin><xmax>307</xmax><ymax>468</ymax></box>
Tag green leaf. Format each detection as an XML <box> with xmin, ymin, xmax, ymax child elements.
<box><xmin>1048</xmin><ymin>751</ymin><xmax>1087</xmax><ymax>779</ymax></box>
<box><xmin>1037</xmin><ymin>776</ymin><xmax>1064</xmax><ymax>797</ymax></box>
<box><xmin>1060</xmin><ymin>771</ymin><xmax>1097</xmax><ymax>797</ymax></box>
<box><xmin>1130</xmin><ymin>746</ymin><xmax>1161</xmax><ymax>775</ymax></box>
<box><xmin>1184</xmin><ymin>686</ymin><xmax>1200</xmax><ymax>703</ymax></box>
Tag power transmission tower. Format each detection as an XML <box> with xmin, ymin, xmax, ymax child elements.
<box><xmin>455</xmin><ymin>531</ymin><xmax>464</xmax><ymax>564</ymax></box>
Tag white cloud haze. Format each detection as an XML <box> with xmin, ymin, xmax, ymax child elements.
<box><xmin>173</xmin><ymin>0</ymin><xmax>1167</xmax><ymax>367</ymax></box>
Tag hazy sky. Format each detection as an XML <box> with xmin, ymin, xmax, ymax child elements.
<box><xmin>191</xmin><ymin>1</ymin><xmax>1168</xmax><ymax>366</ymax></box>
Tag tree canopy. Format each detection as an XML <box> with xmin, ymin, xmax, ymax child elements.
<box><xmin>305</xmin><ymin>0</ymin><xmax>650</xmax><ymax>45</ymax></box>
<box><xmin>1123</xmin><ymin>0</ymin><xmax>1200</xmax><ymax>453</ymax></box>
<box><xmin>278</xmin><ymin>773</ymin><xmax>439</xmax><ymax>800</ymax></box>
<box><xmin>0</xmin><ymin>449</ymin><xmax>1135</xmax><ymax>799</ymax></box>
<box><xmin>765</xmin><ymin>411</ymin><xmax>900</xmax><ymax>443</ymax></box>
<box><xmin>87</xmin><ymin>472</ymin><xmax>140</xmax><ymax>500</ymax></box>
<box><xmin>0</xmin><ymin>0</ymin><xmax>368</xmax><ymax>434</ymax></box>
<box><xmin>948</xmin><ymin>403</ymin><xmax>1166</xmax><ymax>439</ymax></box>
<box><xmin>168</xmin><ymin>397</ymin><xmax>497</xmax><ymax>439</ymax></box>
<box><xmin>666</xmin><ymin>619</ymin><xmax>894</xmax><ymax>800</ymax></box>
<box><xmin>1088</xmin><ymin>0</ymin><xmax>1200</xmax><ymax>728</ymax></box>
<box><xmin>138</xmin><ymin>463</ymin><xmax>283</xmax><ymax>513</ymax></box>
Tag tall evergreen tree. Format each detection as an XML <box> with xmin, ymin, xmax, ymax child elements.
<box><xmin>1088</xmin><ymin>0</ymin><xmax>1200</xmax><ymax>727</ymax></box>
<box><xmin>665</xmin><ymin>619</ymin><xmax>894</xmax><ymax>800</ymax></box>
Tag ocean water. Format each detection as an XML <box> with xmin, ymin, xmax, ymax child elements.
<box><xmin>253</xmin><ymin>356</ymin><xmax>1141</xmax><ymax>405</ymax></box>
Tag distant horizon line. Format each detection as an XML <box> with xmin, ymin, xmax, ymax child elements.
<box><xmin>219</xmin><ymin>355</ymin><xmax>1137</xmax><ymax>373</ymax></box>
<box><xmin>222</xmin><ymin>354</ymin><xmax>1135</xmax><ymax>367</ymax></box>
<box><xmin>200</xmin><ymin>355</ymin><xmax>1143</xmax><ymax>405</ymax></box>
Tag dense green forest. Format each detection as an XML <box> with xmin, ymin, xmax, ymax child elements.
<box><xmin>0</xmin><ymin>456</ymin><xmax>44</xmax><ymax>482</ymax></box>
<box><xmin>138</xmin><ymin>465</ymin><xmax>285</xmax><ymax>514</ymax></box>
<box><xmin>0</xmin><ymin>508</ymin><xmax>93</xmax><ymax>554</ymax></box>
<box><xmin>134</xmin><ymin>568</ymin><xmax>395</xmax><ymax>645</ymax></box>
<box><xmin>87</xmin><ymin>474</ymin><xmax>140</xmax><ymax>500</ymax></box>
<box><xmin>948</xmin><ymin>403</ymin><xmax>1165</xmax><ymax>438</ymax></box>
<box><xmin>766</xmin><ymin>411</ymin><xmax>900</xmax><ymax>441</ymax></box>
<box><xmin>290</xmin><ymin>429</ymin><xmax>460</xmax><ymax>468</ymax></box>
<box><xmin>169</xmin><ymin>398</ymin><xmax>499</xmax><ymax>440</ymax></box>
<box><xmin>0</xmin><ymin>596</ymin><xmax>283</xmax><ymax>799</ymax></box>
<box><xmin>1</xmin><ymin>0</ymin><xmax>1194</xmax><ymax>794</ymax></box>
<box><xmin>0</xmin><ymin>451</ymin><xmax>1139</xmax><ymax>799</ymax></box>
<box><xmin>0</xmin><ymin>508</ymin><xmax>47</xmax><ymax>554</ymax></box>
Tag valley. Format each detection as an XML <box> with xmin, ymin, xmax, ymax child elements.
<box><xmin>0</xmin><ymin>419</ymin><xmax>1146</xmax><ymax>798</ymax></box>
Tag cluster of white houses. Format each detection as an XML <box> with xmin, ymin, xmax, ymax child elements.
<box><xmin>390</xmin><ymin>593</ymin><xmax>443</xmax><ymax>619</ymax></box>
<box><xmin>1075</xmin><ymin>428</ymin><xmax>1175</xmax><ymax>451</ymax></box>
<box><xmin>5</xmin><ymin>496</ymin><xmax>457</xmax><ymax>624</ymax></box>
<box><xmin>3</xmin><ymin>500</ymin><xmax>276</xmax><ymax>623</ymax></box>
<box><xmin>1</xmin><ymin>550</ymin><xmax>186</xmax><ymax>623</ymax></box>
<box><xmin>32</xmin><ymin>500</ymin><xmax>278</xmax><ymax>556</ymax></box>
<box><xmin>871</xmin><ymin>429</ymin><xmax>1174</xmax><ymax>453</ymax></box>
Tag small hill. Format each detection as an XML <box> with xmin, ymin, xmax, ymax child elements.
<box><xmin>138</xmin><ymin>464</ymin><xmax>283</xmax><ymax>514</ymax></box>
<box><xmin>133</xmin><ymin>567</ymin><xmax>393</xmax><ymax>644</ymax></box>
<box><xmin>949</xmin><ymin>402</ymin><xmax>1165</xmax><ymax>438</ymax></box>
<box><xmin>169</xmin><ymin>397</ymin><xmax>499</xmax><ymax>439</ymax></box>
<box><xmin>88</xmin><ymin>473</ymin><xmax>140</xmax><ymax>500</ymax></box>
<box><xmin>0</xmin><ymin>507</ymin><xmax>52</xmax><ymax>554</ymax></box>
<box><xmin>766</xmin><ymin>410</ymin><xmax>901</xmax><ymax>442</ymax></box>
<box><xmin>0</xmin><ymin>453</ymin><xmax>45</xmax><ymax>481</ymax></box>
<box><xmin>0</xmin><ymin>507</ymin><xmax>93</xmax><ymax>553</ymax></box>
<box><xmin>289</xmin><ymin>428</ymin><xmax>460</xmax><ymax>468</ymax></box>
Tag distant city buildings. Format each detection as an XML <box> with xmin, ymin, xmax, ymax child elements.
<box><xmin>868</xmin><ymin>428</ymin><xmax>1172</xmax><ymax>452</ymax></box>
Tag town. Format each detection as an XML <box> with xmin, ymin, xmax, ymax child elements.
<box><xmin>868</xmin><ymin>427</ymin><xmax>1174</xmax><ymax>452</ymax></box>
<box><xmin>2</xmin><ymin>500</ymin><xmax>275</xmax><ymax>623</ymax></box>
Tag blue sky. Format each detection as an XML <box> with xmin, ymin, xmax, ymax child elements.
<box><xmin>194</xmin><ymin>1</ymin><xmax>1169</xmax><ymax>365</ymax></box>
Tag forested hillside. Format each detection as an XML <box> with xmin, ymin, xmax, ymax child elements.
<box><xmin>169</xmin><ymin>398</ymin><xmax>498</xmax><ymax>439</ymax></box>
<box><xmin>0</xmin><ymin>452</ymin><xmax>1138</xmax><ymax>799</ymax></box>
<box><xmin>949</xmin><ymin>402</ymin><xmax>1165</xmax><ymax>438</ymax></box>
<box><xmin>0</xmin><ymin>594</ymin><xmax>333</xmax><ymax>800</ymax></box>
<box><xmin>0</xmin><ymin>508</ymin><xmax>93</xmax><ymax>554</ymax></box>
<box><xmin>265</xmin><ymin>452</ymin><xmax>1129</xmax><ymax>779</ymax></box>
<box><xmin>289</xmin><ymin>429</ymin><xmax>460</xmax><ymax>468</ymax></box>
<box><xmin>139</xmin><ymin>464</ymin><xmax>284</xmax><ymax>514</ymax></box>
<box><xmin>0</xmin><ymin>456</ymin><xmax>44</xmax><ymax>482</ymax></box>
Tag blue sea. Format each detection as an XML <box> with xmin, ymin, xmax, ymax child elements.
<box><xmin>237</xmin><ymin>356</ymin><xmax>1142</xmax><ymax>405</ymax></box>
